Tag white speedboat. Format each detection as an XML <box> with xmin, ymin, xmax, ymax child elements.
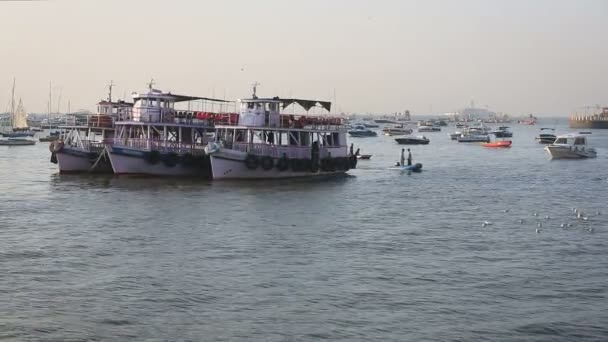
<box><xmin>544</xmin><ymin>133</ymin><xmax>597</xmax><ymax>159</ymax></box>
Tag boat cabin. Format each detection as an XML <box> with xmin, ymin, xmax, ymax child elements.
<box><xmin>97</xmin><ymin>100</ymin><xmax>133</xmax><ymax>121</ymax></box>
<box><xmin>131</xmin><ymin>88</ymin><xmax>178</xmax><ymax>123</ymax></box>
<box><xmin>553</xmin><ymin>134</ymin><xmax>589</xmax><ymax>146</ymax></box>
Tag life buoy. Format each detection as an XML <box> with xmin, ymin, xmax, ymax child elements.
<box><xmin>146</xmin><ymin>150</ymin><xmax>161</xmax><ymax>165</ymax></box>
<box><xmin>261</xmin><ymin>156</ymin><xmax>274</xmax><ymax>170</ymax></box>
<box><xmin>310</xmin><ymin>159</ymin><xmax>320</xmax><ymax>173</ymax></box>
<box><xmin>276</xmin><ymin>156</ymin><xmax>289</xmax><ymax>171</ymax></box>
<box><xmin>290</xmin><ymin>158</ymin><xmax>305</xmax><ymax>172</ymax></box>
<box><xmin>163</xmin><ymin>152</ymin><xmax>179</xmax><ymax>167</ymax></box>
<box><xmin>181</xmin><ymin>153</ymin><xmax>197</xmax><ymax>167</ymax></box>
<box><xmin>245</xmin><ymin>154</ymin><xmax>259</xmax><ymax>170</ymax></box>
<box><xmin>49</xmin><ymin>140</ymin><xmax>64</xmax><ymax>153</ymax></box>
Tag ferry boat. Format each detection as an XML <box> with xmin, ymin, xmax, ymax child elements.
<box><xmin>544</xmin><ymin>133</ymin><xmax>597</xmax><ymax>159</ymax></box>
<box><xmin>205</xmin><ymin>87</ymin><xmax>356</xmax><ymax>180</ymax></box>
<box><xmin>50</xmin><ymin>87</ymin><xmax>133</xmax><ymax>173</ymax></box>
<box><xmin>569</xmin><ymin>107</ymin><xmax>608</xmax><ymax>129</ymax></box>
<box><xmin>107</xmin><ymin>85</ymin><xmax>233</xmax><ymax>177</ymax></box>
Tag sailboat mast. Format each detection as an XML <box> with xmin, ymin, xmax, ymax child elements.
<box><xmin>10</xmin><ymin>78</ymin><xmax>15</xmax><ymax>129</ymax></box>
<box><xmin>48</xmin><ymin>82</ymin><xmax>52</xmax><ymax>129</ymax></box>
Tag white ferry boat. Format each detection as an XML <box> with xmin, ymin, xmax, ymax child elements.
<box><xmin>50</xmin><ymin>87</ymin><xmax>133</xmax><ymax>173</ymax></box>
<box><xmin>205</xmin><ymin>87</ymin><xmax>356</xmax><ymax>180</ymax></box>
<box><xmin>544</xmin><ymin>133</ymin><xmax>597</xmax><ymax>159</ymax></box>
<box><xmin>107</xmin><ymin>84</ymin><xmax>234</xmax><ymax>177</ymax></box>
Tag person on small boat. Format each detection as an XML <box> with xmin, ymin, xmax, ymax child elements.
<box><xmin>349</xmin><ymin>143</ymin><xmax>354</xmax><ymax>156</ymax></box>
<box><xmin>407</xmin><ymin>148</ymin><xmax>412</xmax><ymax>166</ymax></box>
<box><xmin>395</xmin><ymin>148</ymin><xmax>405</xmax><ymax>166</ymax></box>
<box><xmin>355</xmin><ymin>148</ymin><xmax>360</xmax><ymax>156</ymax></box>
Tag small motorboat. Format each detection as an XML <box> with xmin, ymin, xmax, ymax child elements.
<box><xmin>348</xmin><ymin>124</ymin><xmax>377</xmax><ymax>137</ymax></box>
<box><xmin>544</xmin><ymin>133</ymin><xmax>597</xmax><ymax>159</ymax></box>
<box><xmin>389</xmin><ymin>163</ymin><xmax>423</xmax><ymax>172</ymax></box>
<box><xmin>395</xmin><ymin>136</ymin><xmax>429</xmax><ymax>145</ymax></box>
<box><xmin>491</xmin><ymin>126</ymin><xmax>513</xmax><ymax>138</ymax></box>
<box><xmin>457</xmin><ymin>134</ymin><xmax>490</xmax><ymax>143</ymax></box>
<box><xmin>357</xmin><ymin>154</ymin><xmax>372</xmax><ymax>160</ymax></box>
<box><xmin>483</xmin><ymin>140</ymin><xmax>512</xmax><ymax>148</ymax></box>
<box><xmin>417</xmin><ymin>125</ymin><xmax>441</xmax><ymax>132</ymax></box>
<box><xmin>0</xmin><ymin>138</ymin><xmax>36</xmax><ymax>146</ymax></box>
<box><xmin>535</xmin><ymin>128</ymin><xmax>556</xmax><ymax>144</ymax></box>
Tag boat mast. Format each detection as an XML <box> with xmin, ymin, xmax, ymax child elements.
<box><xmin>48</xmin><ymin>82</ymin><xmax>52</xmax><ymax>129</ymax></box>
<box><xmin>108</xmin><ymin>80</ymin><xmax>114</xmax><ymax>102</ymax></box>
<box><xmin>10</xmin><ymin>78</ymin><xmax>15</xmax><ymax>129</ymax></box>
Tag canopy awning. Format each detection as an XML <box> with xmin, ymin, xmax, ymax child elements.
<box><xmin>170</xmin><ymin>94</ymin><xmax>232</xmax><ymax>103</ymax></box>
<box><xmin>280</xmin><ymin>98</ymin><xmax>331</xmax><ymax>112</ymax></box>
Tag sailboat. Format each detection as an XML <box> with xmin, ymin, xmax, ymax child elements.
<box><xmin>0</xmin><ymin>79</ymin><xmax>35</xmax><ymax>138</ymax></box>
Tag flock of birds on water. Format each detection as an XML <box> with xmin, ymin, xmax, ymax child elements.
<box><xmin>480</xmin><ymin>207</ymin><xmax>601</xmax><ymax>234</ymax></box>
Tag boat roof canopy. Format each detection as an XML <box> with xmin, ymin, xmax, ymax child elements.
<box><xmin>243</xmin><ymin>97</ymin><xmax>332</xmax><ymax>112</ymax></box>
<box><xmin>169</xmin><ymin>94</ymin><xmax>231</xmax><ymax>103</ymax></box>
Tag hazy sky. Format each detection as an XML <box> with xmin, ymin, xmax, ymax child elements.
<box><xmin>1</xmin><ymin>0</ymin><xmax>607</xmax><ymax>116</ymax></box>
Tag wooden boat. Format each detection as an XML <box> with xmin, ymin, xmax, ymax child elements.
<box><xmin>483</xmin><ymin>140</ymin><xmax>512</xmax><ymax>148</ymax></box>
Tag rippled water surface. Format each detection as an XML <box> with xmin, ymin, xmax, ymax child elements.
<box><xmin>1</xmin><ymin>119</ymin><xmax>608</xmax><ymax>341</ymax></box>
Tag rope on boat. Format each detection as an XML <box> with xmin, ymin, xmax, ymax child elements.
<box><xmin>88</xmin><ymin>146</ymin><xmax>108</xmax><ymax>173</ymax></box>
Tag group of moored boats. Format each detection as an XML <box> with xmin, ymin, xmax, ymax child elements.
<box><xmin>42</xmin><ymin>83</ymin><xmax>359</xmax><ymax>180</ymax></box>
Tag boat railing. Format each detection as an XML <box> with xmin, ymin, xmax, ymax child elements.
<box><xmin>231</xmin><ymin>142</ymin><xmax>346</xmax><ymax>159</ymax></box>
<box><xmin>113</xmin><ymin>138</ymin><xmax>208</xmax><ymax>154</ymax></box>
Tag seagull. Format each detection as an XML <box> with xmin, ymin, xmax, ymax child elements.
<box><xmin>536</xmin><ymin>228</ymin><xmax>541</xmax><ymax>234</ymax></box>
<box><xmin>582</xmin><ymin>217</ymin><xmax>589</xmax><ymax>221</ymax></box>
<box><xmin>545</xmin><ymin>215</ymin><xmax>551</xmax><ymax>220</ymax></box>
<box><xmin>560</xmin><ymin>223</ymin><xmax>565</xmax><ymax>228</ymax></box>
<box><xmin>533</xmin><ymin>212</ymin><xmax>538</xmax><ymax>217</ymax></box>
<box><xmin>519</xmin><ymin>219</ymin><xmax>525</xmax><ymax>224</ymax></box>
<box><xmin>567</xmin><ymin>223</ymin><xmax>572</xmax><ymax>228</ymax></box>
<box><xmin>484</xmin><ymin>221</ymin><xmax>492</xmax><ymax>225</ymax></box>
<box><xmin>503</xmin><ymin>209</ymin><xmax>509</xmax><ymax>213</ymax></box>
<box><xmin>482</xmin><ymin>222</ymin><xmax>487</xmax><ymax>227</ymax></box>
<box><xmin>537</xmin><ymin>222</ymin><xmax>543</xmax><ymax>228</ymax></box>
<box><xmin>587</xmin><ymin>227</ymin><xmax>594</xmax><ymax>233</ymax></box>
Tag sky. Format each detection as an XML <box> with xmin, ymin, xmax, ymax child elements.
<box><xmin>0</xmin><ymin>0</ymin><xmax>607</xmax><ymax>116</ymax></box>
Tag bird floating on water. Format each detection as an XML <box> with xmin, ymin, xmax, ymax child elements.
<box><xmin>519</xmin><ymin>219</ymin><xmax>524</xmax><ymax>224</ymax></box>
<box><xmin>533</xmin><ymin>212</ymin><xmax>538</xmax><ymax>217</ymax></box>
<box><xmin>536</xmin><ymin>228</ymin><xmax>541</xmax><ymax>234</ymax></box>
<box><xmin>560</xmin><ymin>223</ymin><xmax>565</xmax><ymax>228</ymax></box>
<box><xmin>537</xmin><ymin>222</ymin><xmax>543</xmax><ymax>228</ymax></box>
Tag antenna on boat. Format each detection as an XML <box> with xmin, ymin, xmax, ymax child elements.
<box><xmin>148</xmin><ymin>78</ymin><xmax>155</xmax><ymax>91</ymax></box>
<box><xmin>251</xmin><ymin>81</ymin><xmax>260</xmax><ymax>99</ymax></box>
<box><xmin>108</xmin><ymin>80</ymin><xmax>114</xmax><ymax>102</ymax></box>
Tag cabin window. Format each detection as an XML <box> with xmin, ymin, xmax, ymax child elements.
<box><xmin>555</xmin><ymin>138</ymin><xmax>567</xmax><ymax>144</ymax></box>
<box><xmin>574</xmin><ymin>137</ymin><xmax>585</xmax><ymax>145</ymax></box>
<box><xmin>269</xmin><ymin>103</ymin><xmax>278</xmax><ymax>112</ymax></box>
<box><xmin>247</xmin><ymin>102</ymin><xmax>254</xmax><ymax>109</ymax></box>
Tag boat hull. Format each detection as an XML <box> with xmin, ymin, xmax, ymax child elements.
<box><xmin>395</xmin><ymin>138</ymin><xmax>429</xmax><ymax>145</ymax></box>
<box><xmin>210</xmin><ymin>154</ymin><xmax>347</xmax><ymax>180</ymax></box>
<box><xmin>55</xmin><ymin>148</ymin><xmax>112</xmax><ymax>173</ymax></box>
<box><xmin>544</xmin><ymin>145</ymin><xmax>597</xmax><ymax>159</ymax></box>
<box><xmin>483</xmin><ymin>141</ymin><xmax>512</xmax><ymax>148</ymax></box>
<box><xmin>0</xmin><ymin>139</ymin><xmax>35</xmax><ymax>146</ymax></box>
<box><xmin>569</xmin><ymin>118</ymin><xmax>608</xmax><ymax>129</ymax></box>
<box><xmin>108</xmin><ymin>146</ymin><xmax>211</xmax><ymax>177</ymax></box>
